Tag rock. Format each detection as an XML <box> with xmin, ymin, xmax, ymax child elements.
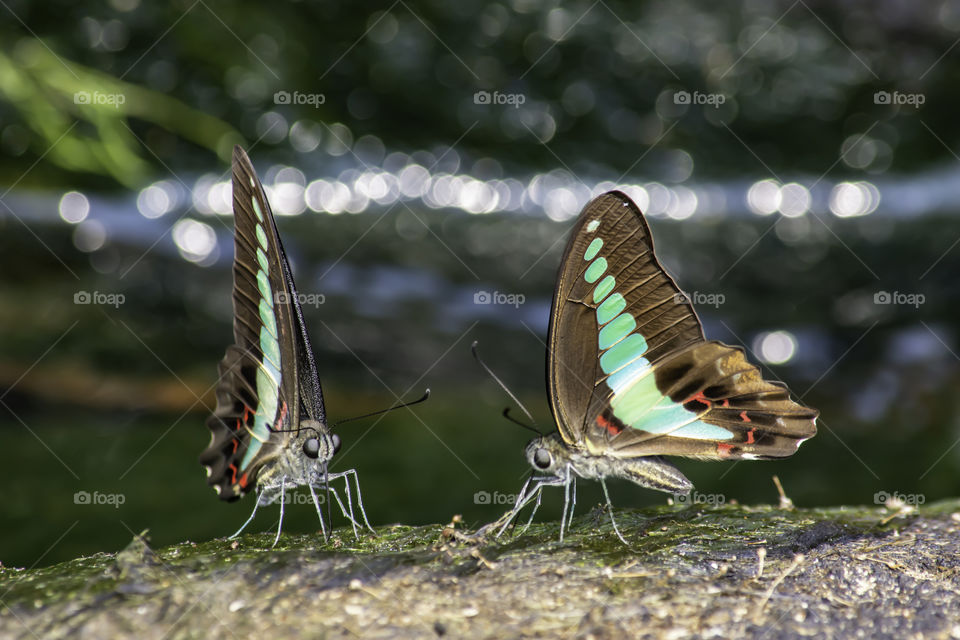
<box><xmin>3</xmin><ymin>501</ymin><xmax>960</xmax><ymax>639</ymax></box>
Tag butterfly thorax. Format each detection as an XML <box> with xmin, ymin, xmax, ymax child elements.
<box><xmin>526</xmin><ymin>433</ymin><xmax>693</xmax><ymax>495</ymax></box>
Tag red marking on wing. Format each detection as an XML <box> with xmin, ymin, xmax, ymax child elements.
<box><xmin>746</xmin><ymin>428</ymin><xmax>756</xmax><ymax>444</ymax></box>
<box><xmin>239</xmin><ymin>472</ymin><xmax>249</xmax><ymax>489</ymax></box>
<box><xmin>717</xmin><ymin>443</ymin><xmax>734</xmax><ymax>457</ymax></box>
<box><xmin>686</xmin><ymin>391</ymin><xmax>712</xmax><ymax>407</ymax></box>
<box><xmin>720</xmin><ymin>398</ymin><xmax>730</xmax><ymax>408</ymax></box>
<box><xmin>228</xmin><ymin>462</ymin><xmax>238</xmax><ymax>485</ymax></box>
<box><xmin>231</xmin><ymin>438</ymin><xmax>239</xmax><ymax>454</ymax></box>
<box><xmin>739</xmin><ymin>411</ymin><xmax>752</xmax><ymax>423</ymax></box>
<box><xmin>596</xmin><ymin>414</ymin><xmax>622</xmax><ymax>436</ymax></box>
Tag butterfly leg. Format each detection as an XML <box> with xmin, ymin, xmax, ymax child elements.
<box><xmin>496</xmin><ymin>476</ymin><xmax>566</xmax><ymax>538</ymax></box>
<box><xmin>343</xmin><ymin>468</ymin><xmax>374</xmax><ymax>533</ymax></box>
<box><xmin>229</xmin><ymin>488</ymin><xmax>266</xmax><ymax>539</ymax></box>
<box><xmin>566</xmin><ymin>476</ymin><xmax>578</xmax><ymax>530</ymax></box>
<box><xmin>600</xmin><ymin>477</ymin><xmax>628</xmax><ymax>545</ymax></box>
<box><xmin>559</xmin><ymin>472</ymin><xmax>572</xmax><ymax>542</ymax></box>
<box><xmin>307</xmin><ymin>483</ymin><xmax>329</xmax><ymax>543</ymax></box>
<box><xmin>495</xmin><ymin>476</ymin><xmax>538</xmax><ymax>537</ymax></box>
<box><xmin>518</xmin><ymin>485</ymin><xmax>544</xmax><ymax>535</ymax></box>
<box><xmin>312</xmin><ymin>474</ymin><xmax>369</xmax><ymax>538</ymax></box>
<box><xmin>272</xmin><ymin>476</ymin><xmax>287</xmax><ymax>548</ymax></box>
<box><xmin>333</xmin><ymin>475</ymin><xmax>360</xmax><ymax>540</ymax></box>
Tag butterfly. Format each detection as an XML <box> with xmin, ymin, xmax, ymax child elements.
<box><xmin>199</xmin><ymin>146</ymin><xmax>371</xmax><ymax>545</ymax></box>
<box><xmin>487</xmin><ymin>190</ymin><xmax>818</xmax><ymax>543</ymax></box>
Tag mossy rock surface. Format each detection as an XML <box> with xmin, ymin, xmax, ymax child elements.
<box><xmin>3</xmin><ymin>500</ymin><xmax>960</xmax><ymax>639</ymax></box>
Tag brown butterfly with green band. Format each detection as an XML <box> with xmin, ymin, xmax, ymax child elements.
<box><xmin>200</xmin><ymin>146</ymin><xmax>372</xmax><ymax>545</ymax></box>
<box><xmin>486</xmin><ymin>190</ymin><xmax>817</xmax><ymax>542</ymax></box>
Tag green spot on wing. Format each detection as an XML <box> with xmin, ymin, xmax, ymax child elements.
<box><xmin>251</xmin><ymin>196</ymin><xmax>264</xmax><ymax>222</ymax></box>
<box><xmin>255</xmin><ymin>224</ymin><xmax>269</xmax><ymax>249</ymax></box>
<box><xmin>593</xmin><ymin>275</ymin><xmax>615</xmax><ymax>303</ymax></box>
<box><xmin>256</xmin><ymin>247</ymin><xmax>269</xmax><ymax>272</ymax></box>
<box><xmin>258</xmin><ymin>299</ymin><xmax>277</xmax><ymax>339</ymax></box>
<box><xmin>584</xmin><ymin>238</ymin><xmax>603</xmax><ymax>261</ymax></box>
<box><xmin>600</xmin><ymin>333</ymin><xmax>648</xmax><ymax>374</ymax></box>
<box><xmin>257</xmin><ymin>270</ymin><xmax>271</xmax><ymax>301</ymax></box>
<box><xmin>598</xmin><ymin>313</ymin><xmax>636</xmax><ymax>350</ymax></box>
<box><xmin>672</xmin><ymin>421</ymin><xmax>734</xmax><ymax>440</ymax></box>
<box><xmin>260</xmin><ymin>328</ymin><xmax>282</xmax><ymax>372</ymax></box>
<box><xmin>610</xmin><ymin>374</ymin><xmax>663</xmax><ymax>425</ymax></box>
<box><xmin>584</xmin><ymin>257</ymin><xmax>608</xmax><ymax>284</ymax></box>
<box><xmin>596</xmin><ymin>293</ymin><xmax>625</xmax><ymax>325</ymax></box>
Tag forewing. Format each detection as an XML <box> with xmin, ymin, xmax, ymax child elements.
<box><xmin>546</xmin><ymin>191</ymin><xmax>704</xmax><ymax>445</ymax></box>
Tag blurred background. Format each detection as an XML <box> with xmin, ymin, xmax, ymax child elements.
<box><xmin>2</xmin><ymin>0</ymin><xmax>959</xmax><ymax>568</ymax></box>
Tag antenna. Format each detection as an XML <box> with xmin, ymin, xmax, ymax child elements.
<box><xmin>471</xmin><ymin>341</ymin><xmax>537</xmax><ymax>425</ymax></box>
<box><xmin>331</xmin><ymin>389</ymin><xmax>431</xmax><ymax>428</ymax></box>
<box><xmin>502</xmin><ymin>407</ymin><xmax>542</xmax><ymax>436</ymax></box>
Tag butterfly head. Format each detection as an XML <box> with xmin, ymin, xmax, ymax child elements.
<box><xmin>524</xmin><ymin>434</ymin><xmax>570</xmax><ymax>476</ymax></box>
<box><xmin>298</xmin><ymin>419</ymin><xmax>340</xmax><ymax>462</ymax></box>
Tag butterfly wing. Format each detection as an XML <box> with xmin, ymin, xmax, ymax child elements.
<box><xmin>547</xmin><ymin>190</ymin><xmax>704</xmax><ymax>445</ymax></box>
<box><xmin>200</xmin><ymin>146</ymin><xmax>327</xmax><ymax>499</ymax></box>
<box><xmin>546</xmin><ymin>190</ymin><xmax>816</xmax><ymax>462</ymax></box>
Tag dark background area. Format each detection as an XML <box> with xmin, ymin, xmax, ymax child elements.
<box><xmin>2</xmin><ymin>0</ymin><xmax>959</xmax><ymax>568</ymax></box>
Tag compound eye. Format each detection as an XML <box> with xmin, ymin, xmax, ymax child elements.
<box><xmin>533</xmin><ymin>448</ymin><xmax>551</xmax><ymax>470</ymax></box>
<box><xmin>303</xmin><ymin>438</ymin><xmax>320</xmax><ymax>459</ymax></box>
<box><xmin>331</xmin><ymin>434</ymin><xmax>341</xmax><ymax>454</ymax></box>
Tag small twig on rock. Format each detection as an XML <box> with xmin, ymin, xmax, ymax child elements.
<box><xmin>772</xmin><ymin>475</ymin><xmax>794</xmax><ymax>510</ymax></box>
